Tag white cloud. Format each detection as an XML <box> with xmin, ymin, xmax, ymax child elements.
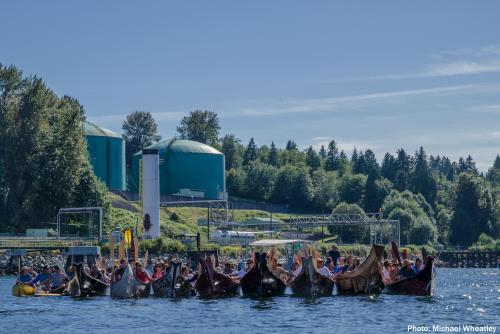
<box><xmin>426</xmin><ymin>61</ymin><xmax>500</xmax><ymax>76</ymax></box>
<box><xmin>231</xmin><ymin>84</ymin><xmax>480</xmax><ymax>117</ymax></box>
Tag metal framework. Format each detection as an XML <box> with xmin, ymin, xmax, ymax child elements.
<box><xmin>213</xmin><ymin>213</ymin><xmax>400</xmax><ymax>246</ymax></box>
<box><xmin>57</xmin><ymin>207</ymin><xmax>103</xmax><ymax>241</ymax></box>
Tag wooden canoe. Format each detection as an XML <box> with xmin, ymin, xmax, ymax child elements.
<box><xmin>335</xmin><ymin>244</ymin><xmax>385</xmax><ymax>295</ymax></box>
<box><xmin>384</xmin><ymin>256</ymin><xmax>435</xmax><ymax>296</ymax></box>
<box><xmin>152</xmin><ymin>261</ymin><xmax>193</xmax><ymax>298</ymax></box>
<box><xmin>68</xmin><ymin>263</ymin><xmax>109</xmax><ymax>297</ymax></box>
<box><xmin>110</xmin><ymin>264</ymin><xmax>151</xmax><ymax>298</ymax></box>
<box><xmin>12</xmin><ymin>282</ymin><xmax>36</xmax><ymax>297</ymax></box>
<box><xmin>195</xmin><ymin>257</ymin><xmax>239</xmax><ymax>299</ymax></box>
<box><xmin>290</xmin><ymin>256</ymin><xmax>334</xmax><ymax>297</ymax></box>
<box><xmin>240</xmin><ymin>252</ymin><xmax>286</xmax><ymax>297</ymax></box>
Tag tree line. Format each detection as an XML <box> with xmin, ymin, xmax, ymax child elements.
<box><xmin>0</xmin><ymin>64</ymin><xmax>109</xmax><ymax>233</ymax></box>
<box><xmin>126</xmin><ymin>110</ymin><xmax>498</xmax><ymax>247</ymax></box>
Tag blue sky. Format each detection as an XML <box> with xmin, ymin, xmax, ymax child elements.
<box><xmin>1</xmin><ymin>1</ymin><xmax>500</xmax><ymax>170</ymax></box>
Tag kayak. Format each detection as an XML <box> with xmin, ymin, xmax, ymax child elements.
<box><xmin>12</xmin><ymin>282</ymin><xmax>36</xmax><ymax>297</ymax></box>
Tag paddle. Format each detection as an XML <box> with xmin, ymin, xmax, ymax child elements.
<box><xmin>391</xmin><ymin>241</ymin><xmax>402</xmax><ymax>267</ymax></box>
<box><xmin>144</xmin><ymin>249</ymin><xmax>149</xmax><ymax>268</ymax></box>
<box><xmin>421</xmin><ymin>247</ymin><xmax>428</xmax><ymax>265</ymax></box>
<box><xmin>109</xmin><ymin>230</ymin><xmax>114</xmax><ymax>268</ymax></box>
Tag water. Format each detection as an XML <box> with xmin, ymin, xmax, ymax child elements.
<box><xmin>1</xmin><ymin>268</ymin><xmax>499</xmax><ymax>334</ymax></box>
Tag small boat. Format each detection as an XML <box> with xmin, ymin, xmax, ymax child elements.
<box><xmin>240</xmin><ymin>252</ymin><xmax>286</xmax><ymax>297</ymax></box>
<box><xmin>335</xmin><ymin>244</ymin><xmax>385</xmax><ymax>295</ymax></box>
<box><xmin>195</xmin><ymin>257</ymin><xmax>239</xmax><ymax>299</ymax></box>
<box><xmin>384</xmin><ymin>256</ymin><xmax>435</xmax><ymax>296</ymax></box>
<box><xmin>110</xmin><ymin>264</ymin><xmax>151</xmax><ymax>298</ymax></box>
<box><xmin>12</xmin><ymin>282</ymin><xmax>36</xmax><ymax>297</ymax></box>
<box><xmin>152</xmin><ymin>261</ymin><xmax>193</xmax><ymax>298</ymax></box>
<box><xmin>290</xmin><ymin>256</ymin><xmax>334</xmax><ymax>298</ymax></box>
<box><xmin>68</xmin><ymin>263</ymin><xmax>109</xmax><ymax>297</ymax></box>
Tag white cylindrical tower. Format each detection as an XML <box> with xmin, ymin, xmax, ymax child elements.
<box><xmin>142</xmin><ymin>149</ymin><xmax>160</xmax><ymax>238</ymax></box>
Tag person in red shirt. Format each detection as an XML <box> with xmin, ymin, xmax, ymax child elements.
<box><xmin>134</xmin><ymin>262</ymin><xmax>153</xmax><ymax>283</ymax></box>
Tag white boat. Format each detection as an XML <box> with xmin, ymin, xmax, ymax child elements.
<box><xmin>110</xmin><ymin>264</ymin><xmax>150</xmax><ymax>298</ymax></box>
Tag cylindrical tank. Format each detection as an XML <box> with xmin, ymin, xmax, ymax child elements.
<box><xmin>83</xmin><ymin>121</ymin><xmax>126</xmax><ymax>191</ymax></box>
<box><xmin>131</xmin><ymin>139</ymin><xmax>225</xmax><ymax>199</ymax></box>
<box><xmin>142</xmin><ymin>149</ymin><xmax>160</xmax><ymax>238</ymax></box>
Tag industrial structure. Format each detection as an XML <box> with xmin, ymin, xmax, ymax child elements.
<box><xmin>131</xmin><ymin>139</ymin><xmax>226</xmax><ymax>200</ymax></box>
<box><xmin>82</xmin><ymin>121</ymin><xmax>126</xmax><ymax>190</ymax></box>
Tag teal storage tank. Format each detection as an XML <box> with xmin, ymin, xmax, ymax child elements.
<box><xmin>83</xmin><ymin>121</ymin><xmax>126</xmax><ymax>191</ymax></box>
<box><xmin>131</xmin><ymin>139</ymin><xmax>225</xmax><ymax>199</ymax></box>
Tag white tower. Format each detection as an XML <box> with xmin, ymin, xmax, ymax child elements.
<box><xmin>142</xmin><ymin>149</ymin><xmax>160</xmax><ymax>238</ymax></box>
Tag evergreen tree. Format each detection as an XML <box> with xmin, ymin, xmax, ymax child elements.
<box><xmin>363</xmin><ymin>168</ymin><xmax>380</xmax><ymax>212</ymax></box>
<box><xmin>411</xmin><ymin>146</ymin><xmax>437</xmax><ymax>205</ymax></box>
<box><xmin>486</xmin><ymin>155</ymin><xmax>500</xmax><ymax>186</ymax></box>
<box><xmin>220</xmin><ymin>134</ymin><xmax>242</xmax><ymax>170</ymax></box>
<box><xmin>363</xmin><ymin>149</ymin><xmax>379</xmax><ymax>176</ymax></box>
<box><xmin>268</xmin><ymin>141</ymin><xmax>279</xmax><ymax>167</ymax></box>
<box><xmin>450</xmin><ymin>173</ymin><xmax>494</xmax><ymax>246</ymax></box>
<box><xmin>381</xmin><ymin>152</ymin><xmax>397</xmax><ymax>181</ymax></box>
<box><xmin>394</xmin><ymin>148</ymin><xmax>411</xmax><ymax>191</ymax></box>
<box><xmin>352</xmin><ymin>150</ymin><xmax>366</xmax><ymax>174</ymax></box>
<box><xmin>325</xmin><ymin>140</ymin><xmax>339</xmax><ymax>171</ymax></box>
<box><xmin>319</xmin><ymin>145</ymin><xmax>327</xmax><ymax>159</ymax></box>
<box><xmin>285</xmin><ymin>140</ymin><xmax>298</xmax><ymax>151</ymax></box>
<box><xmin>305</xmin><ymin>146</ymin><xmax>321</xmax><ymax>171</ymax></box>
<box><xmin>243</xmin><ymin>137</ymin><xmax>258</xmax><ymax>166</ymax></box>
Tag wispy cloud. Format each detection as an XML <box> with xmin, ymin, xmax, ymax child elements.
<box><xmin>328</xmin><ymin>45</ymin><xmax>500</xmax><ymax>82</ymax></box>
<box><xmin>472</xmin><ymin>104</ymin><xmax>500</xmax><ymax>113</ymax></box>
<box><xmin>230</xmin><ymin>84</ymin><xmax>486</xmax><ymax>117</ymax></box>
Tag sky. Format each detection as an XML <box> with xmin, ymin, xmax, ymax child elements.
<box><xmin>1</xmin><ymin>1</ymin><xmax>500</xmax><ymax>171</ymax></box>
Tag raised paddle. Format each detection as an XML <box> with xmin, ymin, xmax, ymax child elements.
<box><xmin>391</xmin><ymin>241</ymin><xmax>402</xmax><ymax>267</ymax></box>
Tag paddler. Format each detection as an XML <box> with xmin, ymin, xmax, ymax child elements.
<box><xmin>18</xmin><ymin>266</ymin><xmax>36</xmax><ymax>283</ymax></box>
<box><xmin>31</xmin><ymin>265</ymin><xmax>51</xmax><ymax>289</ymax></box>
<box><xmin>400</xmin><ymin>259</ymin><xmax>417</xmax><ymax>279</ymax></box>
<box><xmin>134</xmin><ymin>261</ymin><xmax>153</xmax><ymax>283</ymax></box>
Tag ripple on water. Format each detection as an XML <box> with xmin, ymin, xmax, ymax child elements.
<box><xmin>0</xmin><ymin>268</ymin><xmax>499</xmax><ymax>334</ymax></box>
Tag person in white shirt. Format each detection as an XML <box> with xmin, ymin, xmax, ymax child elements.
<box><xmin>316</xmin><ymin>258</ymin><xmax>331</xmax><ymax>277</ymax></box>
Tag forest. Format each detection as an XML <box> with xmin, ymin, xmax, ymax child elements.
<box><xmin>1</xmin><ymin>65</ymin><xmax>499</xmax><ymax>250</ymax></box>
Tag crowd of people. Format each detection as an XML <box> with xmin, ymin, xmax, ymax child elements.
<box><xmin>16</xmin><ymin>244</ymin><xmax>425</xmax><ymax>292</ymax></box>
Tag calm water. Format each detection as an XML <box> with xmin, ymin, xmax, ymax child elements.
<box><xmin>1</xmin><ymin>269</ymin><xmax>499</xmax><ymax>334</ymax></box>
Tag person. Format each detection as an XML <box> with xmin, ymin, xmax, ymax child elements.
<box><xmin>134</xmin><ymin>262</ymin><xmax>152</xmax><ymax>283</ymax></box>
<box><xmin>332</xmin><ymin>257</ymin><xmax>348</xmax><ymax>276</ymax></box>
<box><xmin>317</xmin><ymin>259</ymin><xmax>331</xmax><ymax>277</ymax></box>
<box><xmin>291</xmin><ymin>261</ymin><xmax>302</xmax><ymax>278</ymax></box>
<box><xmin>238</xmin><ymin>259</ymin><xmax>253</xmax><ymax>278</ymax></box>
<box><xmin>223</xmin><ymin>263</ymin><xmax>238</xmax><ymax>276</ymax></box>
<box><xmin>49</xmin><ymin>265</ymin><xmax>68</xmax><ymax>291</ymax></box>
<box><xmin>31</xmin><ymin>265</ymin><xmax>51</xmax><ymax>285</ymax></box>
<box><xmin>152</xmin><ymin>262</ymin><xmax>164</xmax><ymax>279</ymax></box>
<box><xmin>113</xmin><ymin>259</ymin><xmax>127</xmax><ymax>282</ymax></box>
<box><xmin>382</xmin><ymin>260</ymin><xmax>392</xmax><ymax>284</ymax></box>
<box><xmin>328</xmin><ymin>245</ymin><xmax>341</xmax><ymax>266</ymax></box>
<box><xmin>414</xmin><ymin>258</ymin><xmax>424</xmax><ymax>273</ymax></box>
<box><xmin>400</xmin><ymin>259</ymin><xmax>417</xmax><ymax>279</ymax></box>
<box><xmin>18</xmin><ymin>267</ymin><xmax>36</xmax><ymax>283</ymax></box>
<box><xmin>90</xmin><ymin>265</ymin><xmax>103</xmax><ymax>280</ymax></box>
<box><xmin>350</xmin><ymin>257</ymin><xmax>360</xmax><ymax>271</ymax></box>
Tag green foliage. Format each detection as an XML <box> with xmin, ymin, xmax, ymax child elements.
<box><xmin>221</xmin><ymin>134</ymin><xmax>243</xmax><ymax>170</ymax></box>
<box><xmin>450</xmin><ymin>173</ymin><xmax>495</xmax><ymax>246</ymax></box>
<box><xmin>176</xmin><ymin>110</ymin><xmax>220</xmax><ymax>146</ymax></box>
<box><xmin>468</xmin><ymin>233</ymin><xmax>500</xmax><ymax>252</ymax></box>
<box><xmin>244</xmin><ymin>161</ymin><xmax>277</xmax><ymax>200</ymax></box>
<box><xmin>140</xmin><ymin>236</ymin><xmax>187</xmax><ymax>254</ymax></box>
<box><xmin>272</xmin><ymin>165</ymin><xmax>313</xmax><ymax>207</ymax></box>
<box><xmin>0</xmin><ymin>64</ymin><xmax>107</xmax><ymax>232</ymax></box>
<box><xmin>338</xmin><ymin>173</ymin><xmax>366</xmax><ymax>205</ymax></box>
<box><xmin>121</xmin><ymin>111</ymin><xmax>161</xmax><ymax>167</ymax></box>
<box><xmin>220</xmin><ymin>245</ymin><xmax>243</xmax><ymax>257</ymax></box>
<box><xmin>226</xmin><ymin>168</ymin><xmax>247</xmax><ymax>197</ymax></box>
<box><xmin>243</xmin><ymin>137</ymin><xmax>258</xmax><ymax>166</ymax></box>
<box><xmin>328</xmin><ymin>202</ymin><xmax>369</xmax><ymax>243</ymax></box>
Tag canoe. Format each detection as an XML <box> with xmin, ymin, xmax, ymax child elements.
<box><xmin>240</xmin><ymin>252</ymin><xmax>286</xmax><ymax>297</ymax></box>
<box><xmin>335</xmin><ymin>244</ymin><xmax>385</xmax><ymax>295</ymax></box>
<box><xmin>110</xmin><ymin>264</ymin><xmax>151</xmax><ymax>298</ymax></box>
<box><xmin>384</xmin><ymin>256</ymin><xmax>435</xmax><ymax>296</ymax></box>
<box><xmin>68</xmin><ymin>263</ymin><xmax>109</xmax><ymax>297</ymax></box>
<box><xmin>12</xmin><ymin>282</ymin><xmax>35</xmax><ymax>297</ymax></box>
<box><xmin>290</xmin><ymin>256</ymin><xmax>334</xmax><ymax>297</ymax></box>
<box><xmin>195</xmin><ymin>257</ymin><xmax>239</xmax><ymax>299</ymax></box>
<box><xmin>152</xmin><ymin>262</ymin><xmax>193</xmax><ymax>298</ymax></box>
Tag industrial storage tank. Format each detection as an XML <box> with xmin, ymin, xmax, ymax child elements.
<box><xmin>131</xmin><ymin>139</ymin><xmax>225</xmax><ymax>200</ymax></box>
<box><xmin>83</xmin><ymin>121</ymin><xmax>126</xmax><ymax>190</ymax></box>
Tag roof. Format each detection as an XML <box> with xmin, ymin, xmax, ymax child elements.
<box><xmin>82</xmin><ymin>121</ymin><xmax>121</xmax><ymax>138</ymax></box>
<box><xmin>134</xmin><ymin>139</ymin><xmax>223</xmax><ymax>156</ymax></box>
<box><xmin>249</xmin><ymin>239</ymin><xmax>310</xmax><ymax>247</ymax></box>
<box><xmin>245</xmin><ymin>217</ymin><xmax>283</xmax><ymax>222</ymax></box>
